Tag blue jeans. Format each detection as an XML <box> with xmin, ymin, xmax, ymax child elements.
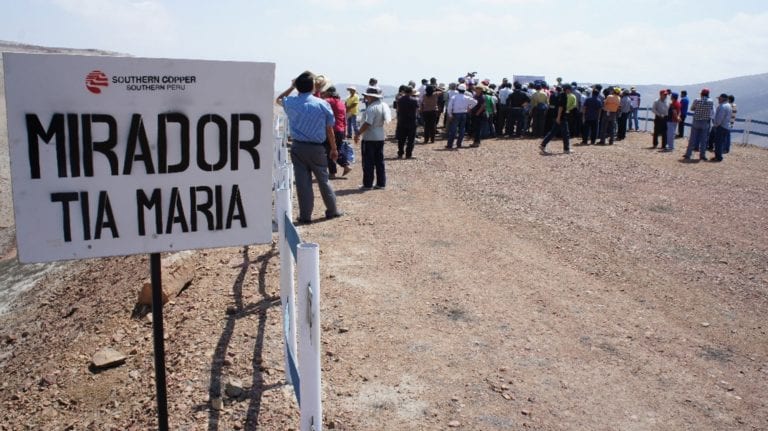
<box><xmin>666</xmin><ymin>122</ymin><xmax>677</xmax><ymax>150</ymax></box>
<box><xmin>361</xmin><ymin>140</ymin><xmax>385</xmax><ymax>188</ymax></box>
<box><xmin>630</xmin><ymin>107</ymin><xmax>640</xmax><ymax>130</ymax></box>
<box><xmin>685</xmin><ymin>120</ymin><xmax>711</xmax><ymax>159</ymax></box>
<box><xmin>346</xmin><ymin>115</ymin><xmax>359</xmax><ymax>138</ymax></box>
<box><xmin>447</xmin><ymin>113</ymin><xmax>467</xmax><ymax>148</ymax></box>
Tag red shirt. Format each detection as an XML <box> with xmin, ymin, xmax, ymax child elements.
<box><xmin>325</xmin><ymin>97</ymin><xmax>346</xmax><ymax>133</ymax></box>
<box><xmin>667</xmin><ymin>100</ymin><xmax>682</xmax><ymax>122</ymax></box>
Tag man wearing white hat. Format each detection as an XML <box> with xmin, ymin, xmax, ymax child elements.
<box><xmin>445</xmin><ymin>83</ymin><xmax>478</xmax><ymax>149</ymax></box>
<box><xmin>354</xmin><ymin>87</ymin><xmax>391</xmax><ymax>189</ymax></box>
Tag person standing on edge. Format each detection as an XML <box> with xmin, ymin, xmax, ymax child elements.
<box><xmin>677</xmin><ymin>90</ymin><xmax>689</xmax><ymax>138</ymax></box>
<box><xmin>664</xmin><ymin>92</ymin><xmax>681</xmax><ymax>152</ymax></box>
<box><xmin>486</xmin><ymin>84</ymin><xmax>498</xmax><ymax>138</ymax></box>
<box><xmin>617</xmin><ymin>89</ymin><xmax>631</xmax><ymax>141</ymax></box>
<box><xmin>497</xmin><ymin>82</ymin><xmax>512</xmax><ymax>136</ymax></box>
<box><xmin>711</xmin><ymin>93</ymin><xmax>733</xmax><ymax>162</ymax></box>
<box><xmin>599</xmin><ymin>87</ymin><xmax>621</xmax><ymax>145</ymax></box>
<box><xmin>354</xmin><ymin>87</ymin><xmax>391</xmax><ymax>189</ymax></box>
<box><xmin>540</xmin><ymin>84</ymin><xmax>575</xmax><ymax>155</ymax></box>
<box><xmin>530</xmin><ymin>83</ymin><xmax>549</xmax><ymax>138</ymax></box>
<box><xmin>726</xmin><ymin>95</ymin><xmax>737</xmax><ymax>154</ymax></box>
<box><xmin>651</xmin><ymin>90</ymin><xmax>669</xmax><ymax>149</ymax></box>
<box><xmin>570</xmin><ymin>82</ymin><xmax>583</xmax><ymax>138</ymax></box>
<box><xmin>442</xmin><ymin>83</ymin><xmax>457</xmax><ymax>128</ymax></box>
<box><xmin>683</xmin><ymin>88</ymin><xmax>715</xmax><ymax>161</ymax></box>
<box><xmin>628</xmin><ymin>87</ymin><xmax>641</xmax><ymax>131</ymax></box>
<box><xmin>420</xmin><ymin>85</ymin><xmax>440</xmax><ymax>144</ymax></box>
<box><xmin>445</xmin><ymin>83</ymin><xmax>477</xmax><ymax>149</ymax></box>
<box><xmin>322</xmin><ymin>86</ymin><xmax>352</xmax><ymax>176</ymax></box>
<box><xmin>507</xmin><ymin>81</ymin><xmax>531</xmax><ymax>138</ymax></box>
<box><xmin>276</xmin><ymin>71</ymin><xmax>343</xmax><ymax>224</ymax></box>
<box><xmin>581</xmin><ymin>88</ymin><xmax>603</xmax><ymax>145</ymax></box>
<box><xmin>395</xmin><ymin>86</ymin><xmax>419</xmax><ymax>158</ymax></box>
<box><xmin>436</xmin><ymin>83</ymin><xmax>447</xmax><ymax>127</ymax></box>
<box><xmin>345</xmin><ymin>86</ymin><xmax>360</xmax><ymax>138</ymax></box>
<box><xmin>545</xmin><ymin>86</ymin><xmax>560</xmax><ymax>133</ymax></box>
<box><xmin>470</xmin><ymin>85</ymin><xmax>489</xmax><ymax>147</ymax></box>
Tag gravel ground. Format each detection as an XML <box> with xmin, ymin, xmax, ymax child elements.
<box><xmin>1</xmin><ymin>120</ymin><xmax>767</xmax><ymax>430</ymax></box>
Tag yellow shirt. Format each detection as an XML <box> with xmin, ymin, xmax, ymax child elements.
<box><xmin>345</xmin><ymin>93</ymin><xmax>360</xmax><ymax>116</ymax></box>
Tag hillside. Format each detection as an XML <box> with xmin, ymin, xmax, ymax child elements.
<box><xmin>0</xmin><ymin>40</ymin><xmax>126</xmax><ymax>57</ymax></box>
<box><xmin>629</xmin><ymin>72</ymin><xmax>768</xmax><ymax>121</ymax></box>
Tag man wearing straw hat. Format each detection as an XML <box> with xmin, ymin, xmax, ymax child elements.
<box><xmin>276</xmin><ymin>71</ymin><xmax>344</xmax><ymax>223</ymax></box>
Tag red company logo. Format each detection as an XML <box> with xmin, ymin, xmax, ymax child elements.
<box><xmin>85</xmin><ymin>70</ymin><xmax>109</xmax><ymax>94</ymax></box>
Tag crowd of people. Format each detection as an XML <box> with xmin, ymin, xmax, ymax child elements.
<box><xmin>384</xmin><ymin>74</ymin><xmax>737</xmax><ymax>161</ymax></box>
<box><xmin>276</xmin><ymin>71</ymin><xmax>738</xmax><ymax>223</ymax></box>
<box><xmin>276</xmin><ymin>73</ymin><xmax>391</xmax><ymax>223</ymax></box>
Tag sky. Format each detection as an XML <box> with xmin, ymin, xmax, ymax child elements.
<box><xmin>1</xmin><ymin>0</ymin><xmax>767</xmax><ymax>88</ymax></box>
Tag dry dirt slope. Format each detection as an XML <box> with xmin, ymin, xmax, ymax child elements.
<box><xmin>0</xmin><ymin>125</ymin><xmax>767</xmax><ymax>429</ymax></box>
<box><xmin>1</xmin><ymin>42</ymin><xmax>766</xmax><ymax>431</ymax></box>
<box><xmin>310</xmin><ymin>133</ymin><xmax>768</xmax><ymax>430</ymax></box>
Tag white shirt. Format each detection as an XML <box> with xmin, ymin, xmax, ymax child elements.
<box><xmin>498</xmin><ymin>87</ymin><xmax>512</xmax><ymax>105</ymax></box>
<box><xmin>361</xmin><ymin>99</ymin><xmax>392</xmax><ymax>141</ymax></box>
<box><xmin>448</xmin><ymin>92</ymin><xmax>478</xmax><ymax>114</ymax></box>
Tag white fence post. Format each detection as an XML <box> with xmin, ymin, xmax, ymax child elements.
<box><xmin>743</xmin><ymin>118</ymin><xmax>751</xmax><ymax>145</ymax></box>
<box><xmin>275</xmin><ymin>112</ymin><xmax>323</xmax><ymax>428</ymax></box>
<box><xmin>277</xmin><ymin>186</ymin><xmax>296</xmax><ymax>385</ymax></box>
<box><xmin>297</xmin><ymin>243</ymin><xmax>322</xmax><ymax>431</ymax></box>
<box><xmin>643</xmin><ymin>106</ymin><xmax>649</xmax><ymax>133</ymax></box>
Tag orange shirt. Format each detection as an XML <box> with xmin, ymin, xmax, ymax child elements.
<box><xmin>604</xmin><ymin>94</ymin><xmax>620</xmax><ymax>113</ymax></box>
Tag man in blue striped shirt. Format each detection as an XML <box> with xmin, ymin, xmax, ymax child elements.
<box><xmin>276</xmin><ymin>71</ymin><xmax>343</xmax><ymax>223</ymax></box>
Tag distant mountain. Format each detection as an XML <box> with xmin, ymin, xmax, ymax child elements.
<box><xmin>0</xmin><ymin>40</ymin><xmax>126</xmax><ymax>57</ymax></box>
<box><xmin>625</xmin><ymin>73</ymin><xmax>768</xmax><ymax>121</ymax></box>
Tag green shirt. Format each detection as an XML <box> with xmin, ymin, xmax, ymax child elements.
<box><xmin>566</xmin><ymin>93</ymin><xmax>577</xmax><ymax>113</ymax></box>
<box><xmin>485</xmin><ymin>94</ymin><xmax>495</xmax><ymax>115</ymax></box>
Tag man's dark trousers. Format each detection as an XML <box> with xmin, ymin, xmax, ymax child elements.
<box><xmin>361</xmin><ymin>140</ymin><xmax>386</xmax><ymax>188</ymax></box>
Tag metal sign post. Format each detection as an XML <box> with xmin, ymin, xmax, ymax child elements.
<box><xmin>150</xmin><ymin>253</ymin><xmax>169</xmax><ymax>430</ymax></box>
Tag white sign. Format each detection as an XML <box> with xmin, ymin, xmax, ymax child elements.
<box><xmin>513</xmin><ymin>75</ymin><xmax>546</xmax><ymax>85</ymax></box>
<box><xmin>3</xmin><ymin>53</ymin><xmax>275</xmax><ymax>263</ymax></box>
